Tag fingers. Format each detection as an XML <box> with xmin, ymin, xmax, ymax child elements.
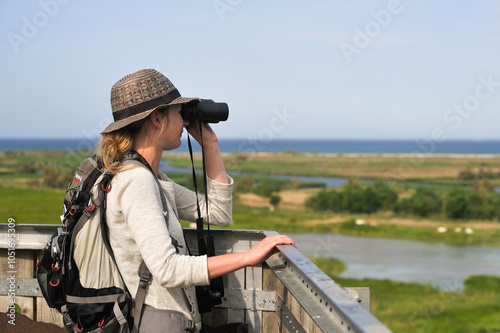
<box><xmin>187</xmin><ymin>121</ymin><xmax>217</xmax><ymax>145</ymax></box>
<box><xmin>246</xmin><ymin>235</ymin><xmax>297</xmax><ymax>266</ymax></box>
<box><xmin>265</xmin><ymin>235</ymin><xmax>297</xmax><ymax>249</ymax></box>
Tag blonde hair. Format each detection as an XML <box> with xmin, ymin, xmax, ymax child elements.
<box><xmin>97</xmin><ymin>129</ymin><xmax>134</xmax><ymax>174</ymax></box>
<box><xmin>97</xmin><ymin>108</ymin><xmax>169</xmax><ymax>174</ymax></box>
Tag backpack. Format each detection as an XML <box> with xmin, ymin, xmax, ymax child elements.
<box><xmin>36</xmin><ymin>154</ymin><xmax>173</xmax><ymax>333</ymax></box>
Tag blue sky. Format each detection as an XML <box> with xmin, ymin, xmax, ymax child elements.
<box><xmin>1</xmin><ymin>0</ymin><xmax>499</xmax><ymax>140</ymax></box>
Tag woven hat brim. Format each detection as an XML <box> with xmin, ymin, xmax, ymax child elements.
<box><xmin>101</xmin><ymin>96</ymin><xmax>198</xmax><ymax>134</ymax></box>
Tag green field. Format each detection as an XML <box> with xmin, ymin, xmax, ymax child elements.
<box><xmin>2</xmin><ymin>150</ymin><xmax>500</xmax><ymax>245</ymax></box>
<box><xmin>0</xmin><ymin>186</ymin><xmax>64</xmax><ymax>224</ymax></box>
<box><xmin>2</xmin><ymin>150</ymin><xmax>500</xmax><ymax>331</ymax></box>
<box><xmin>3</xmin><ymin>183</ymin><xmax>500</xmax><ymax>247</ymax></box>
<box><xmin>313</xmin><ymin>257</ymin><xmax>500</xmax><ymax>333</ymax></box>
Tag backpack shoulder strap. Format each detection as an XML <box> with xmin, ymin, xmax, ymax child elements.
<box><xmin>121</xmin><ymin>152</ymin><xmax>183</xmax><ymax>332</ymax></box>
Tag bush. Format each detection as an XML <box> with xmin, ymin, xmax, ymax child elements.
<box><xmin>305</xmin><ymin>188</ymin><xmax>338</xmax><ymax>211</ymax></box>
<box><xmin>269</xmin><ymin>194</ymin><xmax>281</xmax><ymax>207</ymax></box>
<box><xmin>445</xmin><ymin>188</ymin><xmax>469</xmax><ymax>219</ymax></box>
<box><xmin>457</xmin><ymin>167</ymin><xmax>500</xmax><ymax>180</ymax></box>
<box><xmin>4</xmin><ymin>150</ymin><xmax>16</xmax><ymax>158</ymax></box>
<box><xmin>370</xmin><ymin>181</ymin><xmax>399</xmax><ymax>210</ymax></box>
<box><xmin>464</xmin><ymin>275</ymin><xmax>500</xmax><ymax>294</ymax></box>
<box><xmin>305</xmin><ymin>180</ymin><xmax>397</xmax><ymax>214</ymax></box>
<box><xmin>393</xmin><ymin>198</ymin><xmax>411</xmax><ymax>215</ymax></box>
<box><xmin>253</xmin><ymin>179</ymin><xmax>287</xmax><ymax>197</ymax></box>
<box><xmin>15</xmin><ymin>162</ymin><xmax>37</xmax><ymax>174</ymax></box>
<box><xmin>394</xmin><ymin>187</ymin><xmax>442</xmax><ymax>217</ymax></box>
<box><xmin>234</xmin><ymin>175</ymin><xmax>254</xmax><ymax>193</ymax></box>
<box><xmin>444</xmin><ymin>188</ymin><xmax>499</xmax><ymax>220</ymax></box>
<box><xmin>472</xmin><ymin>178</ymin><xmax>495</xmax><ymax>194</ymax></box>
<box><xmin>42</xmin><ymin>168</ymin><xmax>72</xmax><ymax>188</ymax></box>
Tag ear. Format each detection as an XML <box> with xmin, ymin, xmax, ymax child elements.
<box><xmin>150</xmin><ymin>110</ymin><xmax>162</xmax><ymax>128</ymax></box>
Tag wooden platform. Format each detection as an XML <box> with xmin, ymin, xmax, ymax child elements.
<box><xmin>0</xmin><ymin>224</ymin><xmax>392</xmax><ymax>332</ymax></box>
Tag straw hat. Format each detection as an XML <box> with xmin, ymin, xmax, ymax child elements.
<box><xmin>101</xmin><ymin>69</ymin><xmax>198</xmax><ymax>134</ymax></box>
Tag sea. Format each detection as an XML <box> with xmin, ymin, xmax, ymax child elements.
<box><xmin>2</xmin><ymin>138</ymin><xmax>500</xmax><ymax>155</ymax></box>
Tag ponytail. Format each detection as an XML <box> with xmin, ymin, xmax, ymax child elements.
<box><xmin>97</xmin><ymin>129</ymin><xmax>134</xmax><ymax>175</ymax></box>
<box><xmin>97</xmin><ymin>108</ymin><xmax>169</xmax><ymax>174</ymax></box>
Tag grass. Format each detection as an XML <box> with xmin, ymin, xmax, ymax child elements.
<box><xmin>313</xmin><ymin>257</ymin><xmax>500</xmax><ymax>333</ymax></box>
<box><xmin>0</xmin><ymin>186</ymin><xmax>64</xmax><ymax>224</ymax></box>
<box><xmin>3</xmin><ymin>184</ymin><xmax>500</xmax><ymax>247</ymax></box>
<box><xmin>332</xmin><ymin>219</ymin><xmax>500</xmax><ymax>247</ymax></box>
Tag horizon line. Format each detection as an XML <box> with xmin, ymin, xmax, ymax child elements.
<box><xmin>3</xmin><ymin>137</ymin><xmax>500</xmax><ymax>142</ymax></box>
<box><xmin>0</xmin><ymin>137</ymin><xmax>500</xmax><ymax>143</ymax></box>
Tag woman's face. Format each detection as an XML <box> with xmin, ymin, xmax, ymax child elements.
<box><xmin>160</xmin><ymin>104</ymin><xmax>188</xmax><ymax>150</ymax></box>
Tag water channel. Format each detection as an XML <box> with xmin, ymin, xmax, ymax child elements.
<box><xmin>290</xmin><ymin>234</ymin><xmax>500</xmax><ymax>291</ymax></box>
<box><xmin>161</xmin><ymin>160</ymin><xmax>350</xmax><ymax>187</ymax></box>
<box><xmin>161</xmin><ymin>160</ymin><xmax>500</xmax><ymax>191</ymax></box>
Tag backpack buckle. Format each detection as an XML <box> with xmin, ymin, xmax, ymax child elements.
<box><xmin>61</xmin><ymin>306</ymin><xmax>73</xmax><ymax>327</ymax></box>
<box><xmin>138</xmin><ymin>272</ymin><xmax>151</xmax><ymax>289</ymax></box>
<box><xmin>185</xmin><ymin>320</ymin><xmax>196</xmax><ymax>332</ymax></box>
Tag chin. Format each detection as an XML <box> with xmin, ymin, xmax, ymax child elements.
<box><xmin>166</xmin><ymin>140</ymin><xmax>182</xmax><ymax>151</ymax></box>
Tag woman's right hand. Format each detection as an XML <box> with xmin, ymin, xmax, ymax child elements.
<box><xmin>244</xmin><ymin>235</ymin><xmax>297</xmax><ymax>266</ymax></box>
<box><xmin>207</xmin><ymin>235</ymin><xmax>296</xmax><ymax>279</ymax></box>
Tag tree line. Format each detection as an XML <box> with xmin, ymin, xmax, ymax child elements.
<box><xmin>305</xmin><ymin>180</ymin><xmax>500</xmax><ymax>221</ymax></box>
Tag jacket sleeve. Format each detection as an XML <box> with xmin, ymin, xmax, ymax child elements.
<box><xmin>117</xmin><ymin>167</ymin><xmax>210</xmax><ymax>288</ymax></box>
<box><xmin>166</xmin><ymin>174</ymin><xmax>234</xmax><ymax>226</ymax></box>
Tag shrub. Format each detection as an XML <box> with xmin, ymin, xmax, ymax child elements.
<box><xmin>305</xmin><ymin>188</ymin><xmax>338</xmax><ymax>211</ymax></box>
<box><xmin>472</xmin><ymin>178</ymin><xmax>495</xmax><ymax>194</ymax></box>
<box><xmin>253</xmin><ymin>179</ymin><xmax>287</xmax><ymax>197</ymax></box>
<box><xmin>4</xmin><ymin>150</ymin><xmax>16</xmax><ymax>158</ymax></box>
<box><xmin>305</xmin><ymin>180</ymin><xmax>397</xmax><ymax>214</ymax></box>
<box><xmin>464</xmin><ymin>275</ymin><xmax>500</xmax><ymax>294</ymax></box>
<box><xmin>234</xmin><ymin>175</ymin><xmax>254</xmax><ymax>193</ymax></box>
<box><xmin>398</xmin><ymin>187</ymin><xmax>443</xmax><ymax>217</ymax></box>
<box><xmin>445</xmin><ymin>188</ymin><xmax>470</xmax><ymax>219</ymax></box>
<box><xmin>269</xmin><ymin>194</ymin><xmax>281</xmax><ymax>207</ymax></box>
<box><xmin>42</xmin><ymin>168</ymin><xmax>72</xmax><ymax>188</ymax></box>
<box><xmin>370</xmin><ymin>181</ymin><xmax>399</xmax><ymax>210</ymax></box>
<box><xmin>393</xmin><ymin>198</ymin><xmax>411</xmax><ymax>215</ymax></box>
<box><xmin>15</xmin><ymin>162</ymin><xmax>37</xmax><ymax>174</ymax></box>
<box><xmin>444</xmin><ymin>188</ymin><xmax>497</xmax><ymax>220</ymax></box>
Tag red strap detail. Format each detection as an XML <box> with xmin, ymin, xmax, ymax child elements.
<box><xmin>85</xmin><ymin>204</ymin><xmax>96</xmax><ymax>212</ymax></box>
<box><xmin>101</xmin><ymin>183</ymin><xmax>112</xmax><ymax>192</ymax></box>
<box><xmin>49</xmin><ymin>279</ymin><xmax>60</xmax><ymax>287</ymax></box>
<box><xmin>51</xmin><ymin>263</ymin><xmax>60</xmax><ymax>272</ymax></box>
<box><xmin>76</xmin><ymin>324</ymin><xmax>84</xmax><ymax>332</ymax></box>
<box><xmin>36</xmin><ymin>260</ymin><xmax>40</xmax><ymax>267</ymax></box>
<box><xmin>68</xmin><ymin>207</ymin><xmax>77</xmax><ymax>216</ymax></box>
<box><xmin>98</xmin><ymin>319</ymin><xmax>105</xmax><ymax>328</ymax></box>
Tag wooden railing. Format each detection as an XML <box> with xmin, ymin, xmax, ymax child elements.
<box><xmin>0</xmin><ymin>224</ymin><xmax>392</xmax><ymax>332</ymax></box>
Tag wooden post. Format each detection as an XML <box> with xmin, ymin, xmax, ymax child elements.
<box><xmin>0</xmin><ymin>249</ymin><xmax>36</xmax><ymax>320</ymax></box>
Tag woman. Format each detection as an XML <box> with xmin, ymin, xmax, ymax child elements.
<box><xmin>98</xmin><ymin>69</ymin><xmax>296</xmax><ymax>332</ymax></box>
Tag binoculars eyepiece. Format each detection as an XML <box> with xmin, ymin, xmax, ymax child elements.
<box><xmin>181</xmin><ymin>99</ymin><xmax>229</xmax><ymax>124</ymax></box>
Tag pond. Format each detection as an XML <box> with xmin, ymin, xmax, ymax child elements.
<box><xmin>289</xmin><ymin>233</ymin><xmax>500</xmax><ymax>291</ymax></box>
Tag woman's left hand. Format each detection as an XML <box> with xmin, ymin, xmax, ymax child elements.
<box><xmin>187</xmin><ymin>121</ymin><xmax>218</xmax><ymax>148</ymax></box>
